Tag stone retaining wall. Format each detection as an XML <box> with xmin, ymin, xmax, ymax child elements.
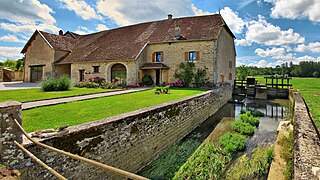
<box><xmin>291</xmin><ymin>90</ymin><xmax>320</xmax><ymax>179</ymax></box>
<box><xmin>9</xmin><ymin>84</ymin><xmax>231</xmax><ymax>179</ymax></box>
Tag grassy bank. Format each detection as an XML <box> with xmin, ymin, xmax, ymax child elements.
<box><xmin>22</xmin><ymin>88</ymin><xmax>205</xmax><ymax>132</ymax></box>
<box><xmin>0</xmin><ymin>88</ymin><xmax>116</xmax><ymax>102</ymax></box>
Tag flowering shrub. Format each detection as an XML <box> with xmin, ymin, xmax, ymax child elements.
<box><xmin>169</xmin><ymin>80</ymin><xmax>184</xmax><ymax>87</ymax></box>
<box><xmin>75</xmin><ymin>81</ymin><xmax>100</xmax><ymax>88</ymax></box>
<box><xmin>88</xmin><ymin>77</ymin><xmax>105</xmax><ymax>85</ymax></box>
<box><xmin>127</xmin><ymin>83</ymin><xmax>140</xmax><ymax>88</ymax></box>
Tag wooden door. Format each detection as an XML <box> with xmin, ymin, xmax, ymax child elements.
<box><xmin>30</xmin><ymin>66</ymin><xmax>43</xmax><ymax>82</ymax></box>
<box><xmin>79</xmin><ymin>70</ymin><xmax>85</xmax><ymax>82</ymax></box>
<box><xmin>156</xmin><ymin>69</ymin><xmax>160</xmax><ymax>85</ymax></box>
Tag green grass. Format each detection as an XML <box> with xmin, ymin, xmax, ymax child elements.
<box><xmin>0</xmin><ymin>88</ymin><xmax>116</xmax><ymax>103</ymax></box>
<box><xmin>249</xmin><ymin>76</ymin><xmax>320</xmax><ymax>128</ymax></box>
<box><xmin>138</xmin><ymin>138</ymin><xmax>202</xmax><ymax>180</ymax></box>
<box><xmin>22</xmin><ymin>88</ymin><xmax>205</xmax><ymax>132</ymax></box>
<box><xmin>173</xmin><ymin>141</ymin><xmax>231</xmax><ymax>180</ymax></box>
<box><xmin>279</xmin><ymin>129</ymin><xmax>294</xmax><ymax>180</ymax></box>
<box><xmin>225</xmin><ymin>146</ymin><xmax>274</xmax><ymax>180</ymax></box>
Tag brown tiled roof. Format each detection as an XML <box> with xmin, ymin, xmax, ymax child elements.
<box><xmin>39</xmin><ymin>31</ymin><xmax>78</xmax><ymax>52</ymax></box>
<box><xmin>23</xmin><ymin>14</ymin><xmax>235</xmax><ymax>63</ymax></box>
<box><xmin>21</xmin><ymin>30</ymin><xmax>78</xmax><ymax>53</ymax></box>
<box><xmin>140</xmin><ymin>63</ymin><xmax>170</xmax><ymax>70</ymax></box>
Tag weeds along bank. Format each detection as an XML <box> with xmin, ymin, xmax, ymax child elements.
<box><xmin>2</xmin><ymin>84</ymin><xmax>232</xmax><ymax>179</ymax></box>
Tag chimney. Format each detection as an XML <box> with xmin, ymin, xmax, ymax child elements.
<box><xmin>59</xmin><ymin>30</ymin><xmax>64</xmax><ymax>36</ymax></box>
<box><xmin>168</xmin><ymin>14</ymin><xmax>173</xmax><ymax>20</ymax></box>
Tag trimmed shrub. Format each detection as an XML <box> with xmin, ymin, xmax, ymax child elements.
<box><xmin>142</xmin><ymin>75</ymin><xmax>153</xmax><ymax>86</ymax></box>
<box><xmin>239</xmin><ymin>111</ymin><xmax>260</xmax><ymax>127</ymax></box>
<box><xmin>219</xmin><ymin>133</ymin><xmax>247</xmax><ymax>154</ymax></box>
<box><xmin>232</xmin><ymin>120</ymin><xmax>256</xmax><ymax>136</ymax></box>
<box><xmin>154</xmin><ymin>86</ymin><xmax>170</xmax><ymax>94</ymax></box>
<box><xmin>75</xmin><ymin>81</ymin><xmax>99</xmax><ymax>88</ymax></box>
<box><xmin>41</xmin><ymin>76</ymin><xmax>71</xmax><ymax>92</ymax></box>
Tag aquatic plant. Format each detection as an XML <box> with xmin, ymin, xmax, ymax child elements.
<box><xmin>240</xmin><ymin>109</ymin><xmax>265</xmax><ymax>117</ymax></box>
<box><xmin>232</xmin><ymin>120</ymin><xmax>256</xmax><ymax>136</ymax></box>
<box><xmin>239</xmin><ymin>111</ymin><xmax>260</xmax><ymax>127</ymax></box>
<box><xmin>173</xmin><ymin>142</ymin><xmax>231</xmax><ymax>180</ymax></box>
<box><xmin>225</xmin><ymin>146</ymin><xmax>274</xmax><ymax>180</ymax></box>
<box><xmin>219</xmin><ymin>133</ymin><xmax>247</xmax><ymax>155</ymax></box>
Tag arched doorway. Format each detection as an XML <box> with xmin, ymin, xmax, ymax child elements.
<box><xmin>111</xmin><ymin>63</ymin><xmax>127</xmax><ymax>84</ymax></box>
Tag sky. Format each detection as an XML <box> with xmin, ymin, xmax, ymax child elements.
<box><xmin>0</xmin><ymin>0</ymin><xmax>319</xmax><ymax>67</ymax></box>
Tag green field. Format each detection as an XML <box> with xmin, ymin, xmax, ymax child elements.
<box><xmin>22</xmin><ymin>88</ymin><xmax>206</xmax><ymax>132</ymax></box>
<box><xmin>252</xmin><ymin>76</ymin><xmax>320</xmax><ymax>128</ymax></box>
<box><xmin>0</xmin><ymin>88</ymin><xmax>117</xmax><ymax>103</ymax></box>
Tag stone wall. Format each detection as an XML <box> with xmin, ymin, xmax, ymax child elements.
<box><xmin>13</xmin><ymin>84</ymin><xmax>232</xmax><ymax>179</ymax></box>
<box><xmin>291</xmin><ymin>90</ymin><xmax>320</xmax><ymax>179</ymax></box>
<box><xmin>0</xmin><ymin>101</ymin><xmax>22</xmax><ymax>164</ymax></box>
<box><xmin>24</xmin><ymin>33</ymin><xmax>55</xmax><ymax>82</ymax></box>
<box><xmin>70</xmin><ymin>61</ymin><xmax>137</xmax><ymax>84</ymax></box>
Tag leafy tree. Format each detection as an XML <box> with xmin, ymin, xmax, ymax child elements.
<box><xmin>174</xmin><ymin>62</ymin><xmax>195</xmax><ymax>87</ymax></box>
<box><xmin>194</xmin><ymin>67</ymin><xmax>209</xmax><ymax>87</ymax></box>
<box><xmin>236</xmin><ymin>65</ymin><xmax>249</xmax><ymax>80</ymax></box>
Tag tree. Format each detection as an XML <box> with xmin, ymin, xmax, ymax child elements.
<box><xmin>194</xmin><ymin>67</ymin><xmax>209</xmax><ymax>87</ymax></box>
<box><xmin>313</xmin><ymin>71</ymin><xmax>319</xmax><ymax>78</ymax></box>
<box><xmin>236</xmin><ymin>65</ymin><xmax>249</xmax><ymax>81</ymax></box>
<box><xmin>174</xmin><ymin>62</ymin><xmax>195</xmax><ymax>86</ymax></box>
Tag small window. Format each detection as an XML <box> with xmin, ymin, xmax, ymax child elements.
<box><xmin>229</xmin><ymin>60</ymin><xmax>233</xmax><ymax>68</ymax></box>
<box><xmin>93</xmin><ymin>66</ymin><xmax>100</xmax><ymax>73</ymax></box>
<box><xmin>155</xmin><ymin>52</ymin><xmax>162</xmax><ymax>62</ymax></box>
<box><xmin>229</xmin><ymin>73</ymin><xmax>232</xmax><ymax>80</ymax></box>
<box><xmin>189</xmin><ymin>51</ymin><xmax>196</xmax><ymax>62</ymax></box>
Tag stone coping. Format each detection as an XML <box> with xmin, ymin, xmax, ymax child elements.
<box><xmin>292</xmin><ymin>89</ymin><xmax>320</xmax><ymax>179</ymax></box>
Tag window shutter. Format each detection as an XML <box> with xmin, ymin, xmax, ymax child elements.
<box><xmin>185</xmin><ymin>52</ymin><xmax>189</xmax><ymax>61</ymax></box>
<box><xmin>196</xmin><ymin>51</ymin><xmax>200</xmax><ymax>61</ymax></box>
<box><xmin>152</xmin><ymin>53</ymin><xmax>155</xmax><ymax>62</ymax></box>
<box><xmin>161</xmin><ymin>52</ymin><xmax>164</xmax><ymax>62</ymax></box>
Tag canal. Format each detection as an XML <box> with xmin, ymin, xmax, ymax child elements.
<box><xmin>138</xmin><ymin>98</ymin><xmax>290</xmax><ymax>179</ymax></box>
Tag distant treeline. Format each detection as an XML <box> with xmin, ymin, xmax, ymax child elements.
<box><xmin>0</xmin><ymin>58</ymin><xmax>24</xmax><ymax>71</ymax></box>
<box><xmin>237</xmin><ymin>61</ymin><xmax>320</xmax><ymax>78</ymax></box>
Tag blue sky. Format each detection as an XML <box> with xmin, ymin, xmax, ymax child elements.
<box><xmin>0</xmin><ymin>0</ymin><xmax>319</xmax><ymax>67</ymax></box>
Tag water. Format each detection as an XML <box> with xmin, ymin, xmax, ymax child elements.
<box><xmin>138</xmin><ymin>98</ymin><xmax>289</xmax><ymax>179</ymax></box>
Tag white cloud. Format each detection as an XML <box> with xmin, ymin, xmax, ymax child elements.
<box><xmin>0</xmin><ymin>0</ymin><xmax>56</xmax><ymax>25</ymax></box>
<box><xmin>235</xmin><ymin>39</ymin><xmax>251</xmax><ymax>46</ymax></box>
<box><xmin>191</xmin><ymin>4</ymin><xmax>210</xmax><ymax>16</ymax></box>
<box><xmin>264</xmin><ymin>0</ymin><xmax>320</xmax><ymax>23</ymax></box>
<box><xmin>219</xmin><ymin>7</ymin><xmax>246</xmax><ymax>34</ymax></box>
<box><xmin>295</xmin><ymin>42</ymin><xmax>320</xmax><ymax>53</ymax></box>
<box><xmin>237</xmin><ymin>15</ymin><xmax>305</xmax><ymax>46</ymax></box>
<box><xmin>74</xmin><ymin>26</ymin><xmax>94</xmax><ymax>35</ymax></box>
<box><xmin>97</xmin><ymin>0</ymin><xmax>195</xmax><ymax>26</ymax></box>
<box><xmin>0</xmin><ymin>34</ymin><xmax>24</xmax><ymax>43</ymax></box>
<box><xmin>255</xmin><ymin>47</ymin><xmax>286</xmax><ymax>58</ymax></box>
<box><xmin>248</xmin><ymin>59</ymin><xmax>268</xmax><ymax>67</ymax></box>
<box><xmin>0</xmin><ymin>23</ymin><xmax>60</xmax><ymax>35</ymax></box>
<box><xmin>95</xmin><ymin>24</ymin><xmax>109</xmax><ymax>31</ymax></box>
<box><xmin>60</xmin><ymin>0</ymin><xmax>103</xmax><ymax>20</ymax></box>
<box><xmin>0</xmin><ymin>46</ymin><xmax>23</xmax><ymax>61</ymax></box>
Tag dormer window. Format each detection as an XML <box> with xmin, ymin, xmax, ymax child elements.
<box><xmin>152</xmin><ymin>52</ymin><xmax>164</xmax><ymax>62</ymax></box>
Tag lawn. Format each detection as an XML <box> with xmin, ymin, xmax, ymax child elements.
<box><xmin>251</xmin><ymin>76</ymin><xmax>320</xmax><ymax>128</ymax></box>
<box><xmin>0</xmin><ymin>88</ymin><xmax>116</xmax><ymax>103</ymax></box>
<box><xmin>22</xmin><ymin>88</ymin><xmax>206</xmax><ymax>132</ymax></box>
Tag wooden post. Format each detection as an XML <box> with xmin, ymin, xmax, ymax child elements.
<box><xmin>139</xmin><ymin>70</ymin><xmax>143</xmax><ymax>83</ymax></box>
<box><xmin>165</xmin><ymin>70</ymin><xmax>168</xmax><ymax>85</ymax></box>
